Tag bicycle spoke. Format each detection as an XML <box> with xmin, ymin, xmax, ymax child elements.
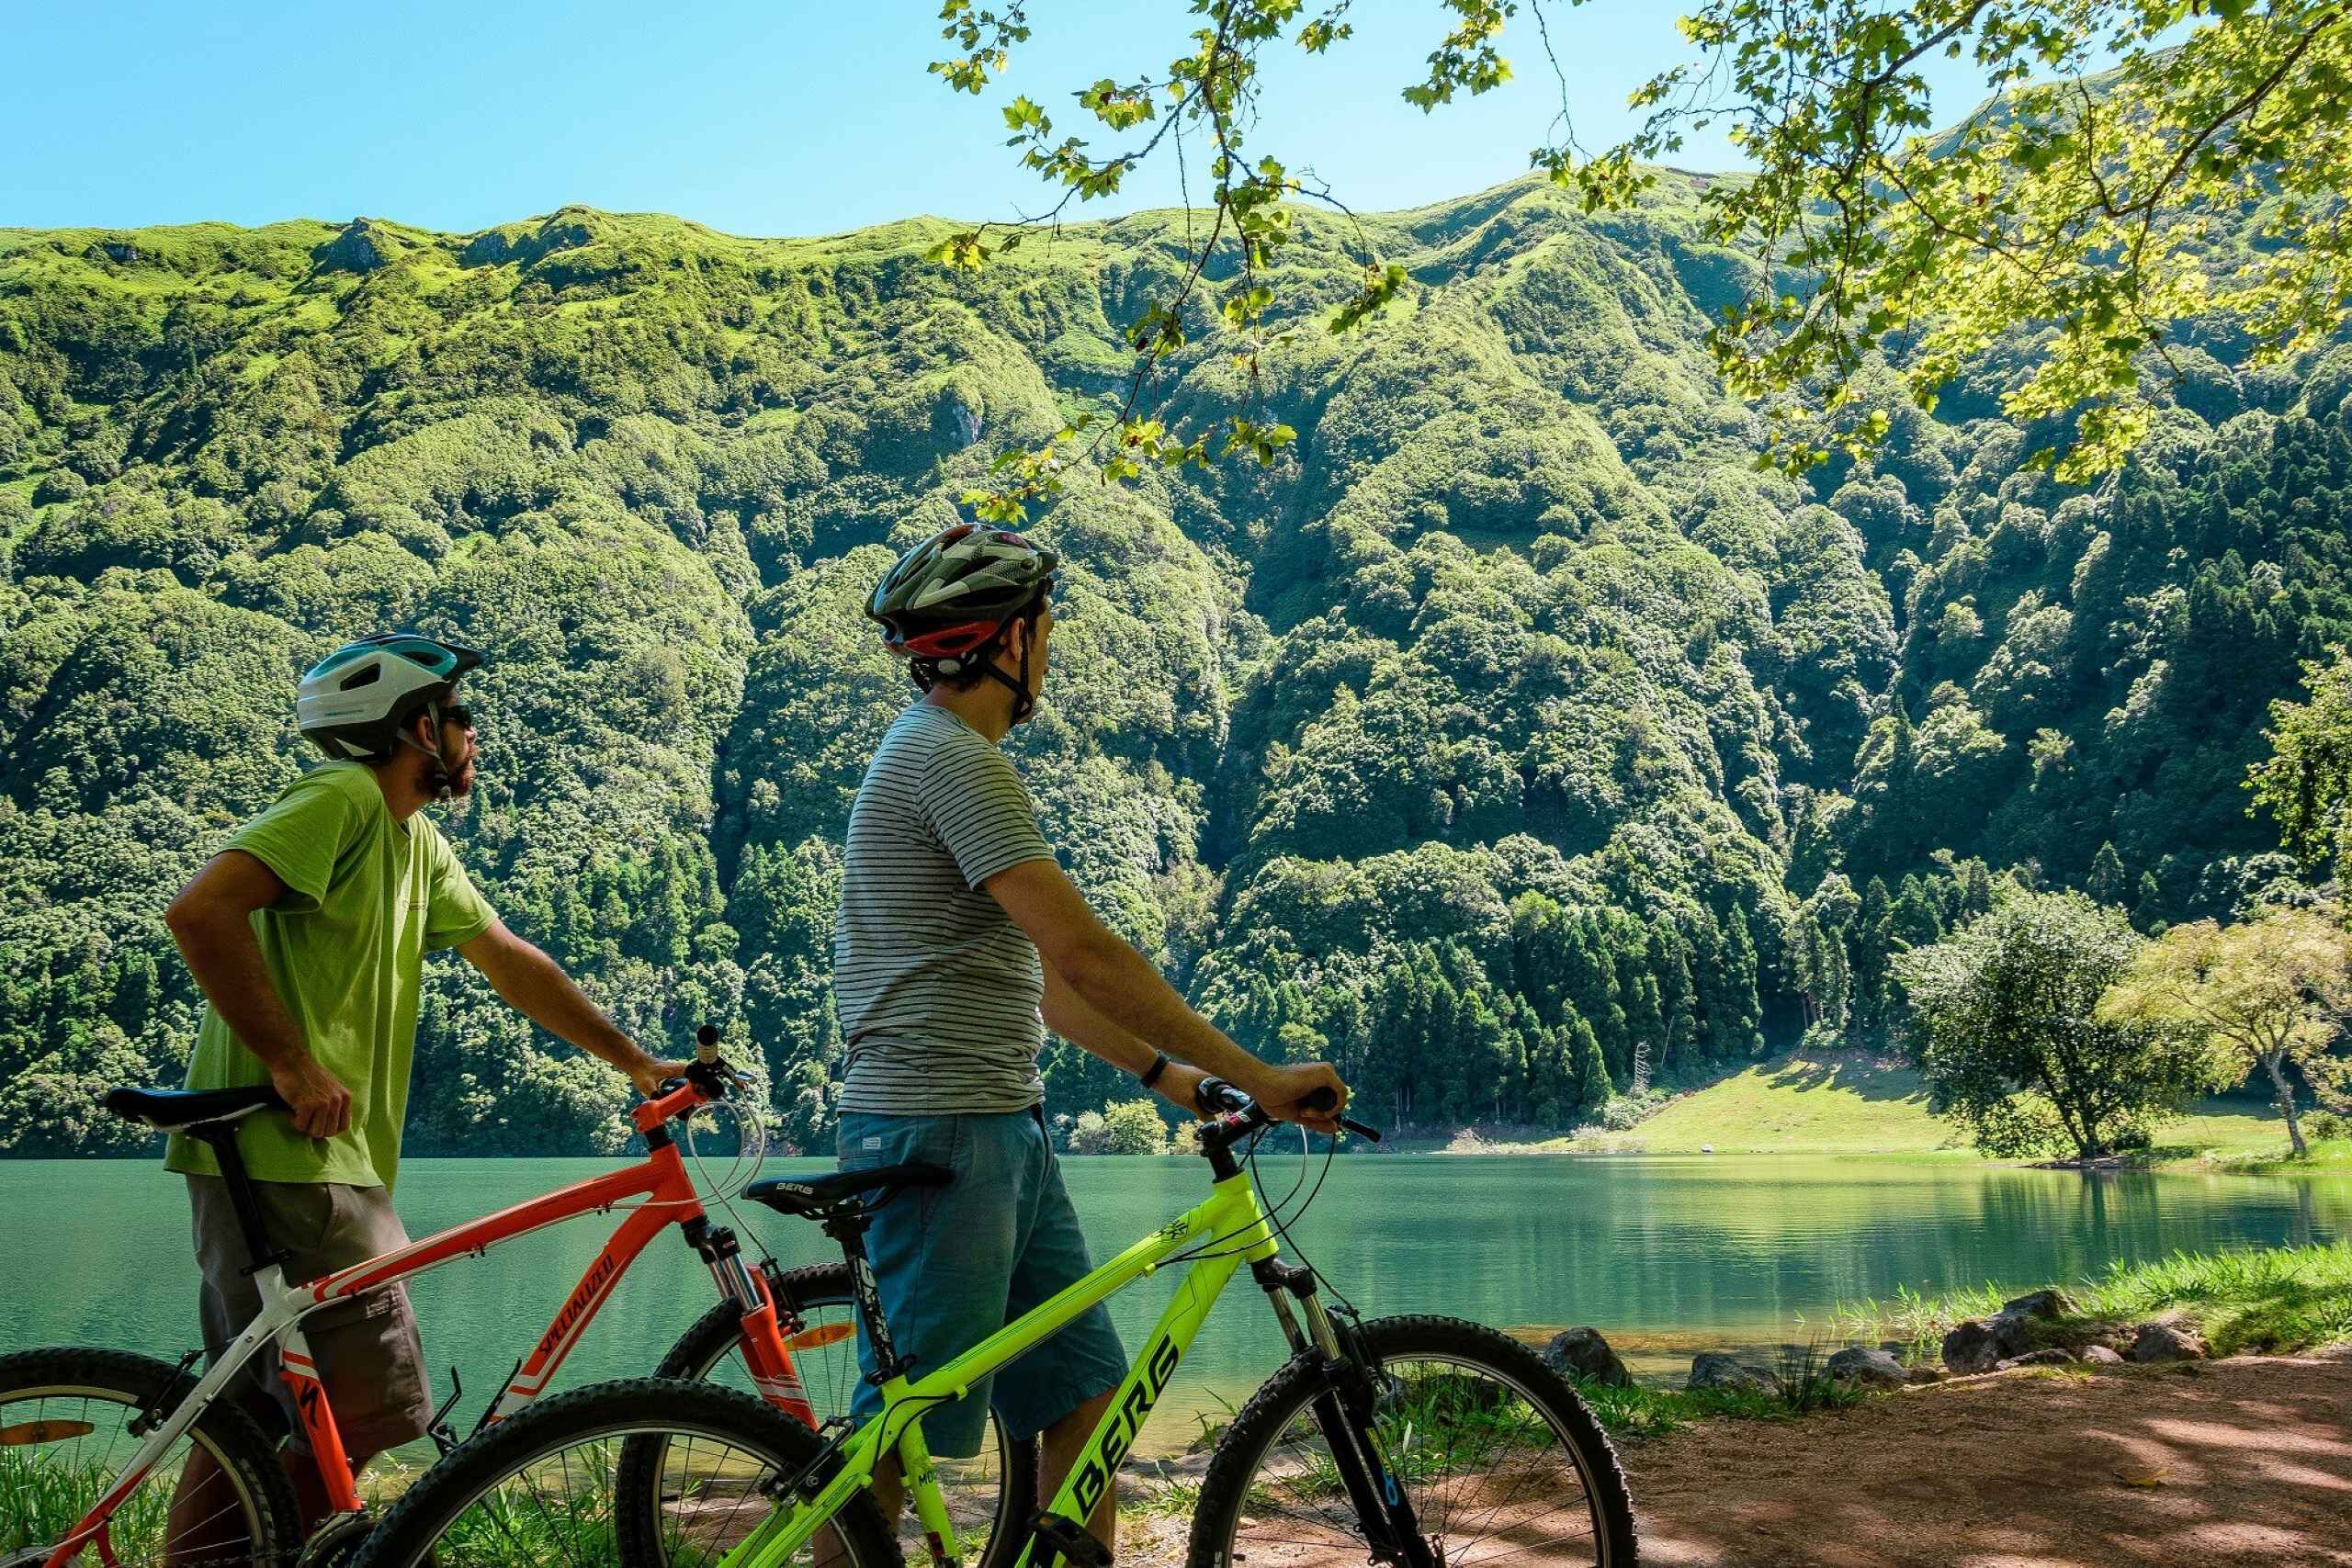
<box><xmin>1215</xmin><ymin>1347</ymin><xmax>1614</xmax><ymax>1568</ymax></box>
<box><xmin>0</xmin><ymin>1381</ymin><xmax>275</xmax><ymax>1568</ymax></box>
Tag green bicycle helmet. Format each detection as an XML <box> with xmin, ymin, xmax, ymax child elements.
<box><xmin>297</xmin><ymin>633</ymin><xmax>481</xmax><ymax>762</ymax></box>
<box><xmin>867</xmin><ymin>524</ymin><xmax>1060</xmax><ymax>721</ymax></box>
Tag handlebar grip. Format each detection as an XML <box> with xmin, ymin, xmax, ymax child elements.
<box><xmin>695</xmin><ymin>1023</ymin><xmax>720</xmax><ymax>1066</ymax></box>
<box><xmin>1195</xmin><ymin>1077</ymin><xmax>1250</xmax><ymax>1116</ymax></box>
<box><xmin>1302</xmin><ymin>1086</ymin><xmax>1383</xmax><ymax>1143</ymax></box>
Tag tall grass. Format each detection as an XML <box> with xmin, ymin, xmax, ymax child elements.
<box><xmin>1831</xmin><ymin>1242</ymin><xmax>2352</xmax><ymax>1360</ymax></box>
<box><xmin>0</xmin><ymin>1450</ymin><xmax>171</xmax><ymax>1558</ymax></box>
<box><xmin>1565</xmin><ymin>1344</ymin><xmax>1867</xmax><ymax>1442</ymax></box>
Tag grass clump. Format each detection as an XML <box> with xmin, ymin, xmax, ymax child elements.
<box><xmin>1565</xmin><ymin>1341</ymin><xmax>1868</xmax><ymax>1441</ymax></box>
<box><xmin>1831</xmin><ymin>1241</ymin><xmax>2352</xmax><ymax>1360</ymax></box>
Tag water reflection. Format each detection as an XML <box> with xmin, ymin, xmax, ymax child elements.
<box><xmin>6</xmin><ymin>1154</ymin><xmax>2346</xmax><ymax>1426</ymax></box>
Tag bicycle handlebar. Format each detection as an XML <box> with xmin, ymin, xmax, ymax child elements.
<box><xmin>630</xmin><ymin>1023</ymin><xmax>743</xmax><ymax>1132</ymax></box>
<box><xmin>1196</xmin><ymin>1078</ymin><xmax>1383</xmax><ymax>1144</ymax></box>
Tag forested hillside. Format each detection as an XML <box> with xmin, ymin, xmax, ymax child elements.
<box><xmin>6</xmin><ymin>173</ymin><xmax>2348</xmax><ymax>1155</ymax></box>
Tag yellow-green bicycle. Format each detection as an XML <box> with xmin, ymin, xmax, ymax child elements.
<box><xmin>351</xmin><ymin>1081</ymin><xmax>1638</xmax><ymax>1568</ymax></box>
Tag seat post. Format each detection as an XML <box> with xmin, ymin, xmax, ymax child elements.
<box><xmin>193</xmin><ymin>1121</ymin><xmax>290</xmax><ymax>1276</ymax></box>
<box><xmin>820</xmin><ymin>1212</ymin><xmax>907</xmax><ymax>1384</ymax></box>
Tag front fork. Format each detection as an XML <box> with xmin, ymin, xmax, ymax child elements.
<box><xmin>691</xmin><ymin>1223</ymin><xmax>820</xmax><ymax>1428</ymax></box>
<box><xmin>1254</xmin><ymin>1261</ymin><xmax>1436</xmax><ymax>1568</ymax></box>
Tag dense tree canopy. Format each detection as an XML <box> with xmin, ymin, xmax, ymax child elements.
<box><xmin>2</xmin><ymin>138</ymin><xmax>2343</xmax><ymax>1153</ymax></box>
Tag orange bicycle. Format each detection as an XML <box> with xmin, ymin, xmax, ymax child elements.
<box><xmin>0</xmin><ymin>1028</ymin><xmax>1027</xmax><ymax>1567</ymax></box>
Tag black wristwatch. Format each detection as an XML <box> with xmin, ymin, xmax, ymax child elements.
<box><xmin>1138</xmin><ymin>1052</ymin><xmax>1170</xmax><ymax>1091</ymax></box>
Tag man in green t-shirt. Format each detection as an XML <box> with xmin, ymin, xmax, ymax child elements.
<box><xmin>164</xmin><ymin>633</ymin><xmax>684</xmax><ymax>1540</ymax></box>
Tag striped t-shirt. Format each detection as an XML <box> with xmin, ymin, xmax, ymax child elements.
<box><xmin>833</xmin><ymin>702</ymin><xmax>1057</xmax><ymax>1114</ymax></box>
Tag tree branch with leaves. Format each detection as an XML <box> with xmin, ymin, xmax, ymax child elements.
<box><xmin>928</xmin><ymin>0</ymin><xmax>2352</xmax><ymax>512</ymax></box>
<box><xmin>2098</xmin><ymin>901</ymin><xmax>2352</xmax><ymax>1157</ymax></box>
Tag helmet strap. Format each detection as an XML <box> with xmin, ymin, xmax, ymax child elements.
<box><xmin>394</xmin><ymin>699</ymin><xmax>456</xmax><ymax>801</ymax></box>
<box><xmin>978</xmin><ymin>615</ymin><xmax>1036</xmax><ymax>726</ymax></box>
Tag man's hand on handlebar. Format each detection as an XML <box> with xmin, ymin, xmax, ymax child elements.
<box><xmin>628</xmin><ymin>1055</ymin><xmax>692</xmax><ymax>1099</ymax></box>
<box><xmin>1248</xmin><ymin>1061</ymin><xmax>1351</xmax><ymax>1135</ymax></box>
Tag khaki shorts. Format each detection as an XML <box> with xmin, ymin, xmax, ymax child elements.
<box><xmin>187</xmin><ymin>1176</ymin><xmax>434</xmax><ymax>1457</ymax></box>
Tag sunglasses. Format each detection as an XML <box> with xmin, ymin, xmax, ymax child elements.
<box><xmin>442</xmin><ymin>704</ymin><xmax>476</xmax><ymax>732</ymax></box>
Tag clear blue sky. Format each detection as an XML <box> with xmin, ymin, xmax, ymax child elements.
<box><xmin>6</xmin><ymin>1</ymin><xmax>2022</xmax><ymax>238</ymax></box>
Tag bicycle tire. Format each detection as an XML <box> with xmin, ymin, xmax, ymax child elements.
<box><xmin>351</xmin><ymin>1378</ymin><xmax>899</xmax><ymax>1568</ymax></box>
<box><xmin>647</xmin><ymin>1261</ymin><xmax>1036</xmax><ymax>1568</ymax></box>
<box><xmin>0</xmin><ymin>1346</ymin><xmax>302</xmax><ymax>1568</ymax></box>
<box><xmin>1186</xmin><ymin>1314</ymin><xmax>1638</xmax><ymax>1568</ymax></box>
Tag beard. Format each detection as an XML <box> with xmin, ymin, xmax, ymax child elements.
<box><xmin>424</xmin><ymin>739</ymin><xmax>478</xmax><ymax>799</ymax></box>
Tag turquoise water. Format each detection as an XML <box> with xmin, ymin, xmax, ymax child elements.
<box><xmin>6</xmin><ymin>1152</ymin><xmax>2347</xmax><ymax>1441</ymax></box>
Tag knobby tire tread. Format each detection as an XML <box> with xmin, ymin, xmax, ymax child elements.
<box><xmin>0</xmin><ymin>1345</ymin><xmax>303</xmax><ymax>1567</ymax></box>
<box><xmin>1183</xmin><ymin>1314</ymin><xmax>1639</xmax><ymax>1568</ymax></box>
<box><xmin>349</xmin><ymin>1378</ymin><xmax>900</xmax><ymax>1568</ymax></box>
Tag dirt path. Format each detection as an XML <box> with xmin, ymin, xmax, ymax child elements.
<box><xmin>1628</xmin><ymin>1350</ymin><xmax>2352</xmax><ymax>1567</ymax></box>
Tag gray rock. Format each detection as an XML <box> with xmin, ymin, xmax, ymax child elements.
<box><xmin>2081</xmin><ymin>1345</ymin><xmax>2125</xmax><ymax>1365</ymax></box>
<box><xmin>1687</xmin><ymin>1352</ymin><xmax>1771</xmax><ymax>1393</ymax></box>
<box><xmin>1826</xmin><ymin>1347</ymin><xmax>1907</xmax><ymax>1389</ymax></box>
<box><xmin>1941</xmin><ymin>1318</ymin><xmax>2007</xmax><ymax>1374</ymax></box>
<box><xmin>1907</xmin><ymin>1363</ymin><xmax>1950</xmax><ymax>1385</ymax></box>
<box><xmin>1998</xmin><ymin>1289</ymin><xmax>2076</xmax><ymax>1323</ymax></box>
<box><xmin>1543</xmin><ymin>1326</ymin><xmax>1633</xmax><ymax>1388</ymax></box>
<box><xmin>1944</xmin><ymin>1292</ymin><xmax>2075</xmax><ymax>1372</ymax></box>
<box><xmin>1995</xmin><ymin>1348</ymin><xmax>2075</xmax><ymax>1370</ymax></box>
<box><xmin>2126</xmin><ymin>1322</ymin><xmax>2209</xmax><ymax>1364</ymax></box>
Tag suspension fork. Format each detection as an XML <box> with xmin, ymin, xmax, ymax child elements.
<box><xmin>684</xmin><ymin>1216</ymin><xmax>820</xmax><ymax>1427</ymax></box>
<box><xmin>1257</xmin><ymin>1260</ymin><xmax>1435</xmax><ymax>1568</ymax></box>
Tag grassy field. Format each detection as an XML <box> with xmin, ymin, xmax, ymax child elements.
<box><xmin>1573</xmin><ymin>1055</ymin><xmax>1961</xmax><ymax>1154</ymax></box>
<box><xmin>1422</xmin><ymin>1052</ymin><xmax>2302</xmax><ymax>1158</ymax></box>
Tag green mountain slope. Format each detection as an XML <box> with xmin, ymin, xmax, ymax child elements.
<box><xmin>5</xmin><ymin>175</ymin><xmax>2348</xmax><ymax>1155</ymax></box>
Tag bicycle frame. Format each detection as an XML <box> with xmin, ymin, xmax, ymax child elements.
<box><xmin>719</xmin><ymin>1168</ymin><xmax>1283</xmax><ymax>1568</ymax></box>
<box><xmin>44</xmin><ymin>1082</ymin><xmax>808</xmax><ymax>1568</ymax></box>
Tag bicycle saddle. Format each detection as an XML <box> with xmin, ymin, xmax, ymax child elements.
<box><xmin>103</xmin><ymin>1084</ymin><xmax>288</xmax><ymax>1133</ymax></box>
<box><xmin>745</xmin><ymin>1162</ymin><xmax>952</xmax><ymax>1219</ymax></box>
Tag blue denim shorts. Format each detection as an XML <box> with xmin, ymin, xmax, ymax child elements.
<box><xmin>838</xmin><ymin>1108</ymin><xmax>1129</xmax><ymax>1455</ymax></box>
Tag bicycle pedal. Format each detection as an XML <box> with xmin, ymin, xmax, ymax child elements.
<box><xmin>1027</xmin><ymin>1508</ymin><xmax>1113</xmax><ymax>1568</ymax></box>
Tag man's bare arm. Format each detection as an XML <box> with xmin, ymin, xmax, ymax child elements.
<box><xmin>458</xmin><ymin>920</ymin><xmax>678</xmax><ymax>1094</ymax></box>
<box><xmin>1040</xmin><ymin>963</ymin><xmax>1206</xmax><ymax>1117</ymax></box>
<box><xmin>988</xmin><ymin>858</ymin><xmax>1344</xmax><ymax>1129</ymax></box>
<box><xmin>165</xmin><ymin>850</ymin><xmax>351</xmax><ymax>1138</ymax></box>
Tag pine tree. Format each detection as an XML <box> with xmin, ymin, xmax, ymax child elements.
<box><xmin>1572</xmin><ymin>1016</ymin><xmax>1612</xmax><ymax>1113</ymax></box>
<box><xmin>1892</xmin><ymin>874</ymin><xmax>1944</xmax><ymax>949</ymax></box>
<box><xmin>1853</xmin><ymin>876</ymin><xmax>1894</xmax><ymax>1037</ymax></box>
<box><xmin>1961</xmin><ymin>861</ymin><xmax>1996</xmax><ymax>919</ymax></box>
<box><xmin>2087</xmin><ymin>840</ymin><xmax>2128</xmax><ymax>906</ymax></box>
<box><xmin>1718</xmin><ymin>906</ymin><xmax>1765</xmax><ymax>1056</ymax></box>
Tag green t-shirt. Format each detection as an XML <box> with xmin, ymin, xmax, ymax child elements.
<box><xmin>164</xmin><ymin>762</ymin><xmax>495</xmax><ymax>1190</ymax></box>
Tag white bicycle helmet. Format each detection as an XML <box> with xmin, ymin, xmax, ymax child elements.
<box><xmin>297</xmin><ymin>633</ymin><xmax>481</xmax><ymax>762</ymax></box>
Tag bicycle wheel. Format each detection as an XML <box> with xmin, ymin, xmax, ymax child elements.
<box><xmin>1188</xmin><ymin>1315</ymin><xmax>1638</xmax><ymax>1568</ymax></box>
<box><xmin>649</xmin><ymin>1263</ymin><xmax>1035</xmax><ymax>1568</ymax></box>
<box><xmin>0</xmin><ymin>1346</ymin><xmax>302</xmax><ymax>1568</ymax></box>
<box><xmin>352</xmin><ymin>1378</ymin><xmax>899</xmax><ymax>1568</ymax></box>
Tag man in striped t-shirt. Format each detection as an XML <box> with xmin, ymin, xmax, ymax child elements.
<box><xmin>836</xmin><ymin>524</ymin><xmax>1350</xmax><ymax>1551</ymax></box>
